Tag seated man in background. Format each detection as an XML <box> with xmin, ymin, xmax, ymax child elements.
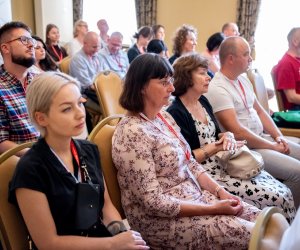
<box><xmin>205</xmin><ymin>36</ymin><xmax>300</xmax><ymax>208</ymax></box>
<box><xmin>70</xmin><ymin>31</ymin><xmax>104</xmax><ymax>104</ymax></box>
<box><xmin>221</xmin><ymin>22</ymin><xmax>240</xmax><ymax>37</ymax></box>
<box><xmin>0</xmin><ymin>21</ymin><xmax>39</xmax><ymax>155</ymax></box>
<box><xmin>98</xmin><ymin>32</ymin><xmax>129</xmax><ymax>79</ymax></box>
<box><xmin>97</xmin><ymin>19</ymin><xmax>109</xmax><ymax>49</ymax></box>
<box><xmin>273</xmin><ymin>27</ymin><xmax>300</xmax><ymax>110</ymax></box>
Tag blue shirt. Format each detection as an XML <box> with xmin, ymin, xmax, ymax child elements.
<box><xmin>69</xmin><ymin>49</ymin><xmax>104</xmax><ymax>90</ymax></box>
<box><xmin>98</xmin><ymin>47</ymin><xmax>129</xmax><ymax>79</ymax></box>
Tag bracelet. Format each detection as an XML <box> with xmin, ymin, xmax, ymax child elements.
<box><xmin>200</xmin><ymin>147</ymin><xmax>209</xmax><ymax>159</ymax></box>
<box><xmin>214</xmin><ymin>185</ymin><xmax>224</xmax><ymax>198</ymax></box>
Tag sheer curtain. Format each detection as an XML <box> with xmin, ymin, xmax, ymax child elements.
<box><xmin>135</xmin><ymin>0</ymin><xmax>157</xmax><ymax>27</ymax></box>
<box><xmin>82</xmin><ymin>0</ymin><xmax>137</xmax><ymax>45</ymax></box>
<box><xmin>73</xmin><ymin>0</ymin><xmax>83</xmax><ymax>24</ymax></box>
<box><xmin>237</xmin><ymin>0</ymin><xmax>261</xmax><ymax>53</ymax></box>
<box><xmin>254</xmin><ymin>0</ymin><xmax>300</xmax><ymax>111</ymax></box>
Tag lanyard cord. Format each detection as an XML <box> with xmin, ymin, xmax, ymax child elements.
<box><xmin>229</xmin><ymin>79</ymin><xmax>250</xmax><ymax>114</ymax></box>
<box><xmin>139</xmin><ymin>112</ymin><xmax>191</xmax><ymax>161</ymax></box>
<box><xmin>51</xmin><ymin>45</ymin><xmax>63</xmax><ymax>62</ymax></box>
<box><xmin>70</xmin><ymin>140</ymin><xmax>91</xmax><ymax>183</ymax></box>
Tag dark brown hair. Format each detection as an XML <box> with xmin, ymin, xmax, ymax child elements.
<box><xmin>133</xmin><ymin>26</ymin><xmax>153</xmax><ymax>40</ymax></box>
<box><xmin>120</xmin><ymin>53</ymin><xmax>173</xmax><ymax>112</ymax></box>
<box><xmin>45</xmin><ymin>23</ymin><xmax>59</xmax><ymax>45</ymax></box>
<box><xmin>172</xmin><ymin>52</ymin><xmax>208</xmax><ymax>96</ymax></box>
<box><xmin>0</xmin><ymin>21</ymin><xmax>31</xmax><ymax>44</ymax></box>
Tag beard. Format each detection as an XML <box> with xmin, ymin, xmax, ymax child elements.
<box><xmin>12</xmin><ymin>54</ymin><xmax>35</xmax><ymax>68</ymax></box>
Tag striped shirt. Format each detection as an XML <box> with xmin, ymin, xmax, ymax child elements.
<box><xmin>0</xmin><ymin>65</ymin><xmax>39</xmax><ymax>144</ymax></box>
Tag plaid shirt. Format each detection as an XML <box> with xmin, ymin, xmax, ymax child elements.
<box><xmin>0</xmin><ymin>65</ymin><xmax>39</xmax><ymax>144</ymax></box>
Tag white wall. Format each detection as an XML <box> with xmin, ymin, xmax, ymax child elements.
<box><xmin>34</xmin><ymin>0</ymin><xmax>73</xmax><ymax>44</ymax></box>
<box><xmin>0</xmin><ymin>0</ymin><xmax>12</xmax><ymax>25</ymax></box>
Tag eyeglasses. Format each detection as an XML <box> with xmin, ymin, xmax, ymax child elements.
<box><xmin>4</xmin><ymin>36</ymin><xmax>37</xmax><ymax>48</ymax></box>
<box><xmin>158</xmin><ymin>77</ymin><xmax>174</xmax><ymax>87</ymax></box>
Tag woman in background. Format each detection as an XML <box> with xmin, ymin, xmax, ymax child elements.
<box><xmin>146</xmin><ymin>39</ymin><xmax>167</xmax><ymax>58</ymax></box>
<box><xmin>152</xmin><ymin>24</ymin><xmax>170</xmax><ymax>58</ymax></box>
<box><xmin>32</xmin><ymin>35</ymin><xmax>58</xmax><ymax>72</ymax></box>
<box><xmin>127</xmin><ymin>26</ymin><xmax>152</xmax><ymax>63</ymax></box>
<box><xmin>65</xmin><ymin>20</ymin><xmax>88</xmax><ymax>57</ymax></box>
<box><xmin>169</xmin><ymin>24</ymin><xmax>197</xmax><ymax>65</ymax></box>
<box><xmin>45</xmin><ymin>24</ymin><xmax>68</xmax><ymax>63</ymax></box>
<box><xmin>201</xmin><ymin>32</ymin><xmax>225</xmax><ymax>76</ymax></box>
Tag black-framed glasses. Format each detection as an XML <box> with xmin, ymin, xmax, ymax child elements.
<box><xmin>4</xmin><ymin>36</ymin><xmax>37</xmax><ymax>48</ymax></box>
<box><xmin>158</xmin><ymin>77</ymin><xmax>174</xmax><ymax>87</ymax></box>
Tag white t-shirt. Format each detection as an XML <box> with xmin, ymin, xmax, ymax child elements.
<box><xmin>64</xmin><ymin>38</ymin><xmax>82</xmax><ymax>57</ymax></box>
<box><xmin>205</xmin><ymin>71</ymin><xmax>264</xmax><ymax>135</ymax></box>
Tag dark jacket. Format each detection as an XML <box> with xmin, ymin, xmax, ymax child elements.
<box><xmin>167</xmin><ymin>95</ymin><xmax>221</xmax><ymax>150</ymax></box>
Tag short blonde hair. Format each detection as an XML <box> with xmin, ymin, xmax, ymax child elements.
<box><xmin>73</xmin><ymin>20</ymin><xmax>88</xmax><ymax>37</ymax></box>
<box><xmin>26</xmin><ymin>72</ymin><xmax>81</xmax><ymax>136</ymax></box>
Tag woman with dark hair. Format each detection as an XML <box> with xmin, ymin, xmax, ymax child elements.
<box><xmin>112</xmin><ymin>53</ymin><xmax>261</xmax><ymax>249</ymax></box>
<box><xmin>127</xmin><ymin>26</ymin><xmax>152</xmax><ymax>63</ymax></box>
<box><xmin>169</xmin><ymin>24</ymin><xmax>197</xmax><ymax>65</ymax></box>
<box><xmin>146</xmin><ymin>39</ymin><xmax>166</xmax><ymax>57</ymax></box>
<box><xmin>167</xmin><ymin>52</ymin><xmax>295</xmax><ymax>221</ymax></box>
<box><xmin>32</xmin><ymin>35</ymin><xmax>58</xmax><ymax>72</ymax></box>
<box><xmin>201</xmin><ymin>32</ymin><xmax>225</xmax><ymax>75</ymax></box>
<box><xmin>152</xmin><ymin>24</ymin><xmax>170</xmax><ymax>58</ymax></box>
<box><xmin>45</xmin><ymin>24</ymin><xmax>68</xmax><ymax>63</ymax></box>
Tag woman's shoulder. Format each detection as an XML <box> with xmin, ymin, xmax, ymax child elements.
<box><xmin>116</xmin><ymin>115</ymin><xmax>147</xmax><ymax>133</ymax></box>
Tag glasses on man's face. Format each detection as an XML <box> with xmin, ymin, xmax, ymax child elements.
<box><xmin>4</xmin><ymin>36</ymin><xmax>37</xmax><ymax>48</ymax></box>
<box><xmin>158</xmin><ymin>77</ymin><xmax>174</xmax><ymax>87</ymax></box>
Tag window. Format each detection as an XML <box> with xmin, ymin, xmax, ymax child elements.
<box><xmin>83</xmin><ymin>0</ymin><xmax>137</xmax><ymax>45</ymax></box>
<box><xmin>254</xmin><ymin>0</ymin><xmax>300</xmax><ymax>111</ymax></box>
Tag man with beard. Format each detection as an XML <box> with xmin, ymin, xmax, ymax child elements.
<box><xmin>0</xmin><ymin>21</ymin><xmax>39</xmax><ymax>155</ymax></box>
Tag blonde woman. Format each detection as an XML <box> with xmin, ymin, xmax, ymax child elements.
<box><xmin>9</xmin><ymin>72</ymin><xmax>149</xmax><ymax>250</ymax></box>
<box><xmin>65</xmin><ymin>20</ymin><xmax>89</xmax><ymax>57</ymax></box>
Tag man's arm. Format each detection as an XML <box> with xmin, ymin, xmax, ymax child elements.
<box><xmin>0</xmin><ymin>140</ymin><xmax>28</xmax><ymax>156</ymax></box>
<box><xmin>284</xmin><ymin>89</ymin><xmax>300</xmax><ymax>105</ymax></box>
<box><xmin>69</xmin><ymin>56</ymin><xmax>93</xmax><ymax>89</ymax></box>
<box><xmin>214</xmin><ymin>106</ymin><xmax>285</xmax><ymax>153</ymax></box>
<box><xmin>254</xmin><ymin>98</ymin><xmax>282</xmax><ymax>138</ymax></box>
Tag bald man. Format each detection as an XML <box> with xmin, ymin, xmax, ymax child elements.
<box><xmin>273</xmin><ymin>27</ymin><xmax>300</xmax><ymax>110</ymax></box>
<box><xmin>70</xmin><ymin>31</ymin><xmax>104</xmax><ymax>102</ymax></box>
<box><xmin>205</xmin><ymin>36</ymin><xmax>300</xmax><ymax>208</ymax></box>
<box><xmin>221</xmin><ymin>22</ymin><xmax>240</xmax><ymax>37</ymax></box>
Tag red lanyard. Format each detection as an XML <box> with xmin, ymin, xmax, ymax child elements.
<box><xmin>230</xmin><ymin>79</ymin><xmax>250</xmax><ymax>113</ymax></box>
<box><xmin>70</xmin><ymin>140</ymin><xmax>80</xmax><ymax>166</ymax></box>
<box><xmin>70</xmin><ymin>140</ymin><xmax>83</xmax><ymax>181</ymax></box>
<box><xmin>51</xmin><ymin>45</ymin><xmax>63</xmax><ymax>62</ymax></box>
<box><xmin>140</xmin><ymin>112</ymin><xmax>191</xmax><ymax>161</ymax></box>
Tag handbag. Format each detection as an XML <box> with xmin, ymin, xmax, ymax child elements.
<box><xmin>272</xmin><ymin>111</ymin><xmax>300</xmax><ymax>128</ymax></box>
<box><xmin>73</xmin><ymin>140</ymin><xmax>127</xmax><ymax>237</ymax></box>
<box><xmin>215</xmin><ymin>145</ymin><xmax>264</xmax><ymax>180</ymax></box>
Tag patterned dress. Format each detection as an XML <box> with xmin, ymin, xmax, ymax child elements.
<box><xmin>112</xmin><ymin>112</ymin><xmax>260</xmax><ymax>250</ymax></box>
<box><xmin>194</xmin><ymin>107</ymin><xmax>296</xmax><ymax>222</ymax></box>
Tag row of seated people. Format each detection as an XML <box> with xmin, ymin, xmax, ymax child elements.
<box><xmin>5</xmin><ymin>52</ymin><xmax>298</xmax><ymax>249</ymax></box>
<box><xmin>1</xmin><ymin>19</ymin><xmax>299</xmax><ymax>248</ymax></box>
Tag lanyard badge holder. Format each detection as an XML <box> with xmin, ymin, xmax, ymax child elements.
<box><xmin>72</xmin><ymin>141</ymin><xmax>107</xmax><ymax>235</ymax></box>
